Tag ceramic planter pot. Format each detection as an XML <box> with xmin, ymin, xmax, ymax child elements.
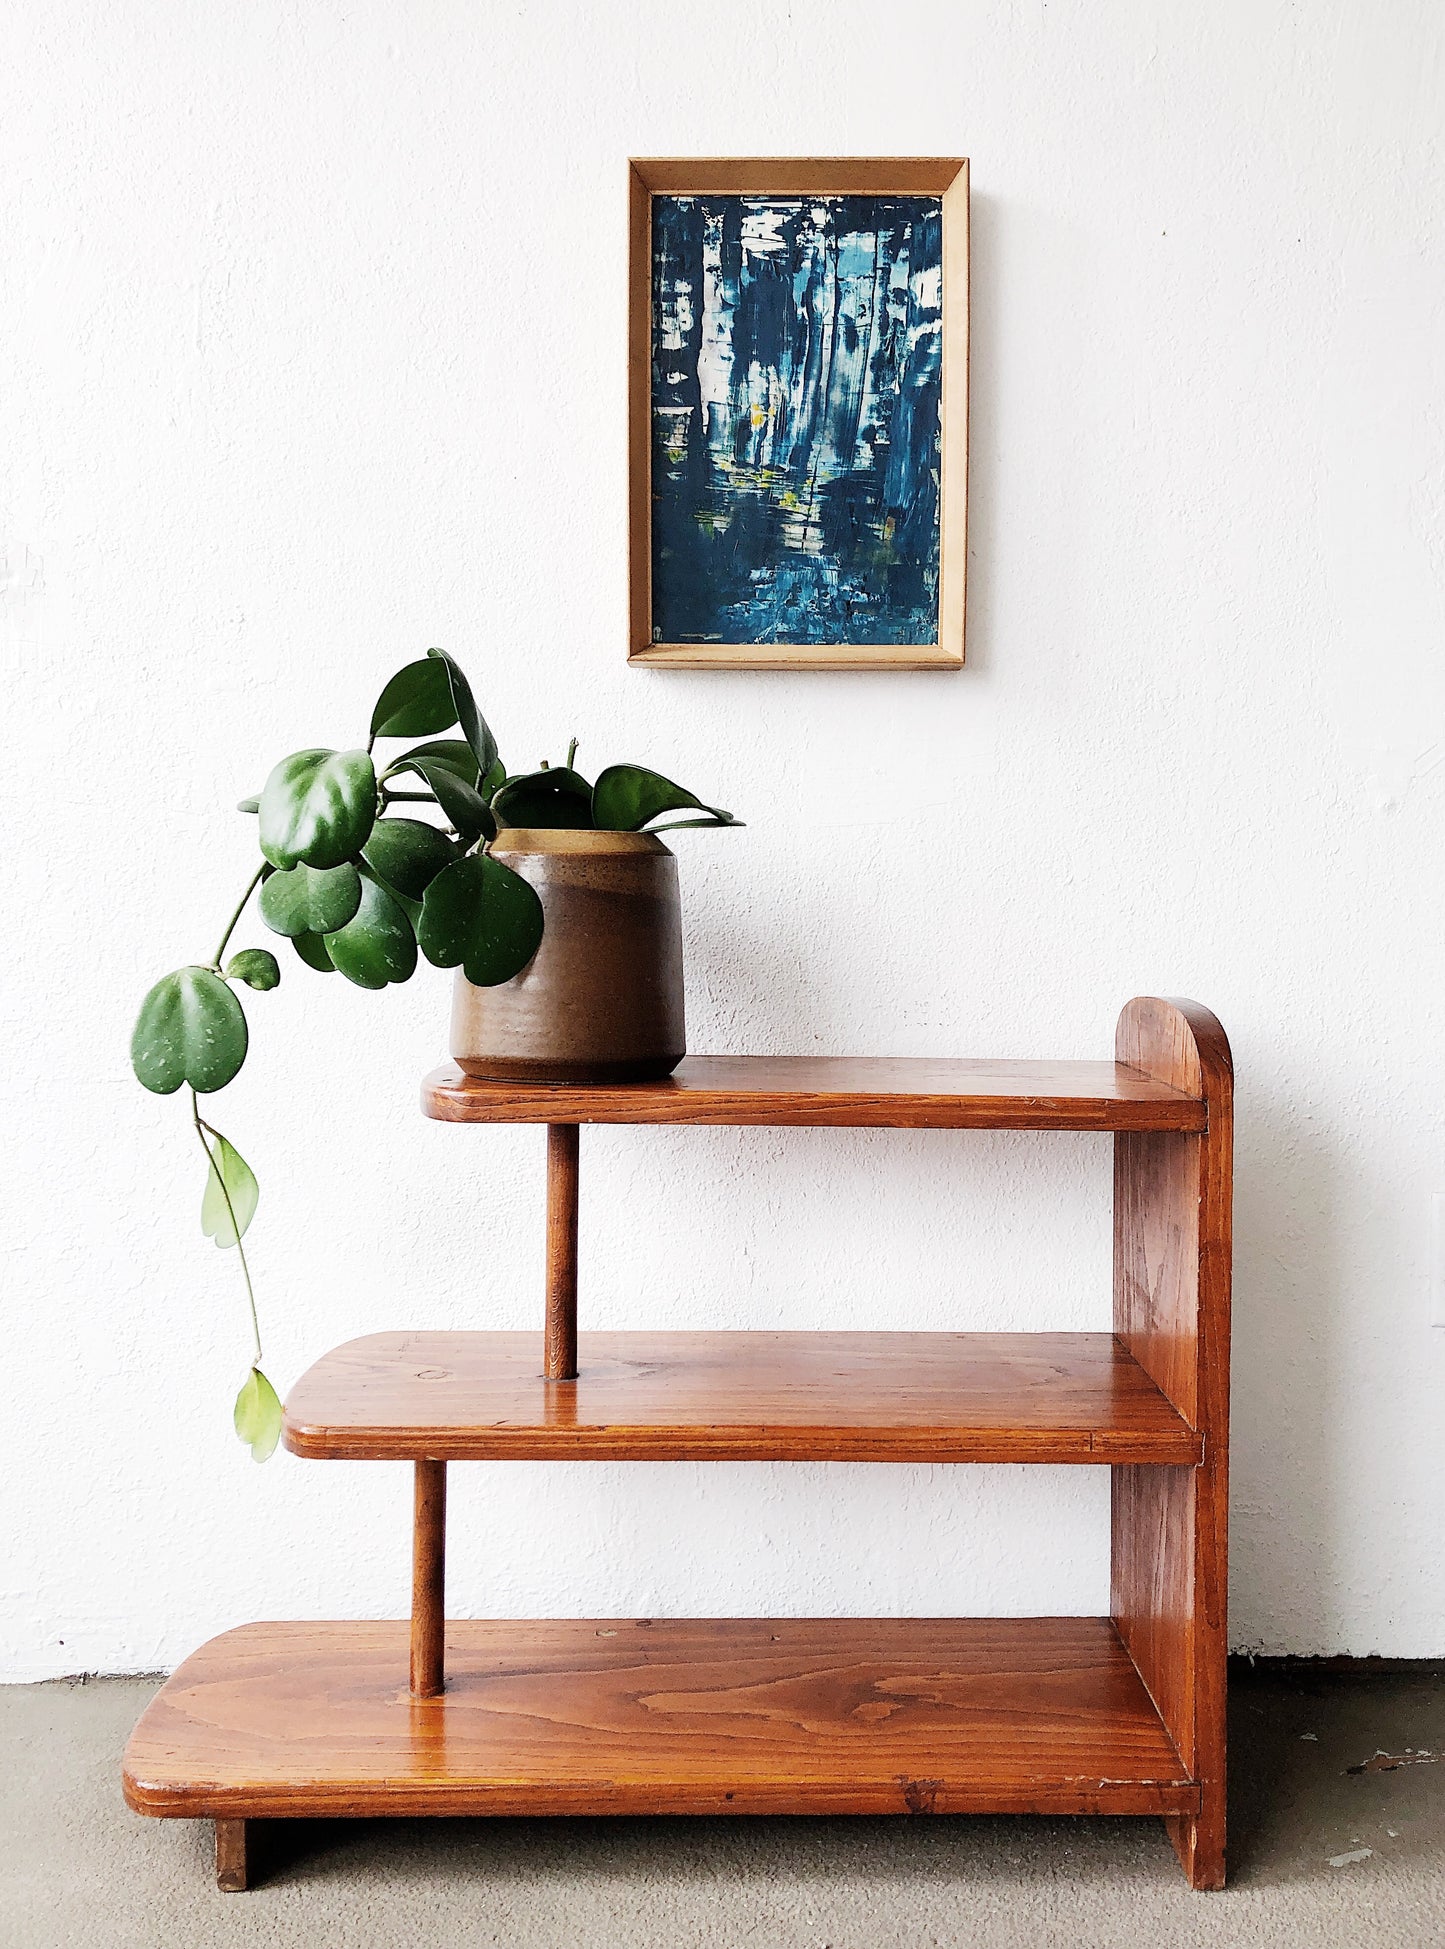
<box><xmin>450</xmin><ymin>828</ymin><xmax>686</xmax><ymax>1082</ymax></box>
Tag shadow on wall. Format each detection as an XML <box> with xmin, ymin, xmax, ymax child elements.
<box><xmin>1230</xmin><ymin>1076</ymin><xmax>1345</xmax><ymax>1655</ymax></box>
<box><xmin>961</xmin><ymin>189</ymin><xmax>1001</xmax><ymax>679</ymax></box>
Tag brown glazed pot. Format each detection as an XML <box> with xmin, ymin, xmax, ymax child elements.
<box><xmin>449</xmin><ymin>828</ymin><xmax>686</xmax><ymax>1082</ymax></box>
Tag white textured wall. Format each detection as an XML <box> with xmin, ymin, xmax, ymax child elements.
<box><xmin>5</xmin><ymin>0</ymin><xmax>1443</xmax><ymax>1679</ymax></box>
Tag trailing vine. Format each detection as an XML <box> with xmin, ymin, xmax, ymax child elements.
<box><xmin>132</xmin><ymin>650</ymin><xmax>736</xmax><ymax>1458</ymax></box>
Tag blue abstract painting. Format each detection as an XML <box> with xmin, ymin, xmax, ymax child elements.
<box><xmin>650</xmin><ymin>193</ymin><xmax>943</xmax><ymax>647</ymax></box>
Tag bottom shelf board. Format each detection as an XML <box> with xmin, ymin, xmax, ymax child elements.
<box><xmin>124</xmin><ymin>1617</ymin><xmax>1197</xmax><ymax>1821</ymax></box>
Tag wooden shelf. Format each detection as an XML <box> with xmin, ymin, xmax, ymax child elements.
<box><xmin>125</xmin><ymin>997</ymin><xmax>1233</xmax><ymax>1891</ymax></box>
<box><xmin>423</xmin><ymin>1055</ymin><xmax>1207</xmax><ymax>1132</ymax></box>
<box><xmin>123</xmin><ymin>1617</ymin><xmax>1196</xmax><ymax>1821</ymax></box>
<box><xmin>283</xmin><ymin>1330</ymin><xmax>1204</xmax><ymax>1465</ymax></box>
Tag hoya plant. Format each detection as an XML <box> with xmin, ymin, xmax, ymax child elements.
<box><xmin>132</xmin><ymin>651</ymin><xmax>735</xmax><ymax>1462</ymax></box>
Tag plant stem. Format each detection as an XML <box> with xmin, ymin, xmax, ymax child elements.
<box><xmin>381</xmin><ymin>790</ymin><xmax>436</xmax><ymax>803</ymax></box>
<box><xmin>192</xmin><ymin>1093</ymin><xmax>263</xmax><ymax>1368</ymax></box>
<box><xmin>566</xmin><ymin>738</ymin><xmax>578</xmax><ymax>768</ymax></box>
<box><xmin>212</xmin><ymin>863</ymin><xmax>267</xmax><ymax>969</ymax></box>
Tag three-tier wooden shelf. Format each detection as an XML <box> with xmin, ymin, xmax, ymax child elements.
<box><xmin>124</xmin><ymin>996</ymin><xmax>1233</xmax><ymax>1892</ymax></box>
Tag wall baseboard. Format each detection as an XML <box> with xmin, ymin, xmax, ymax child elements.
<box><xmin>1229</xmin><ymin>1654</ymin><xmax>1444</xmax><ymax>1679</ymax></box>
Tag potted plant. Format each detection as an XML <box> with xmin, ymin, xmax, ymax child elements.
<box><xmin>131</xmin><ymin>650</ymin><xmax>737</xmax><ymax>1462</ymax></box>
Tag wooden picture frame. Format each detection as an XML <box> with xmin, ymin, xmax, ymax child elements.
<box><xmin>628</xmin><ymin>157</ymin><xmax>969</xmax><ymax>671</ymax></box>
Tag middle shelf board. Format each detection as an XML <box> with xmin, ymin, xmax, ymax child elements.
<box><xmin>283</xmin><ymin>1331</ymin><xmax>1202</xmax><ymax>1465</ymax></box>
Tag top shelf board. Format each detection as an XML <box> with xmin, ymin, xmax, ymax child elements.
<box><xmin>422</xmin><ymin>1056</ymin><xmax>1207</xmax><ymax>1132</ymax></box>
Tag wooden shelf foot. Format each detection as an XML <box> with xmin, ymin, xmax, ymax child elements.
<box><xmin>1166</xmin><ymin>1804</ymin><xmax>1225</xmax><ymax>1891</ymax></box>
<box><xmin>545</xmin><ymin>1123</ymin><xmax>579</xmax><ymax>1380</ymax></box>
<box><xmin>410</xmin><ymin>1458</ymin><xmax>446</xmax><ymax>1697</ymax></box>
<box><xmin>214</xmin><ymin>1818</ymin><xmax>249</xmax><ymax>1892</ymax></box>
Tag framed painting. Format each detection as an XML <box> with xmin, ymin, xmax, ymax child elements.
<box><xmin>628</xmin><ymin>157</ymin><xmax>969</xmax><ymax>671</ymax></box>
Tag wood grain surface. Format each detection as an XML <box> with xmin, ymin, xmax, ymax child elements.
<box><xmin>422</xmin><ymin>1055</ymin><xmax>1207</xmax><ymax>1131</ymax></box>
<box><xmin>1111</xmin><ymin>998</ymin><xmax>1233</xmax><ymax>1890</ymax></box>
<box><xmin>122</xmin><ymin>1617</ymin><xmax>1197</xmax><ymax>1821</ymax></box>
<box><xmin>282</xmin><ymin>1330</ymin><xmax>1204</xmax><ymax>1464</ymax></box>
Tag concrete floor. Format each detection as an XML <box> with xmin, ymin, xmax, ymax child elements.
<box><xmin>2</xmin><ymin>1660</ymin><xmax>1441</xmax><ymax>1948</ymax></box>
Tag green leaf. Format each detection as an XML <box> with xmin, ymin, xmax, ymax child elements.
<box><xmin>131</xmin><ymin>968</ymin><xmax>248</xmax><ymax>1095</ymax></box>
<box><xmin>258</xmin><ymin>748</ymin><xmax>377</xmax><ymax>870</ymax></box>
<box><xmin>417</xmin><ymin>853</ymin><xmax>544</xmax><ymax>986</ymax></box>
<box><xmin>291</xmin><ymin>931</ymin><xmax>336</xmax><ymax>974</ymax></box>
<box><xmin>479</xmin><ymin>757</ymin><xmax>507</xmax><ymax>800</ymax></box>
<box><xmin>259</xmin><ymin>860</ymin><xmax>362</xmax><ymax>938</ymax></box>
<box><xmin>324</xmin><ymin>873</ymin><xmax>418</xmax><ymax>989</ymax></box>
<box><xmin>492</xmin><ymin>767</ymin><xmax>594</xmax><ymax>830</ymax></box>
<box><xmin>362</xmin><ymin>817</ymin><xmax>456</xmax><ymax>901</ymax></box>
<box><xmin>234</xmin><ymin>1367</ymin><xmax>283</xmax><ymax>1463</ymax></box>
<box><xmin>201</xmin><ymin>1134</ymin><xmax>259</xmax><ymax>1246</ymax></box>
<box><xmin>236</xmin><ymin>795</ymin><xmax>259</xmax><ymax>814</ymax></box>
<box><xmin>389</xmin><ymin>739</ymin><xmax>477</xmax><ymax>784</ymax></box>
<box><xmin>591</xmin><ymin>764</ymin><xmax>736</xmax><ymax>832</ymax></box>
<box><xmin>426</xmin><ymin>648</ymin><xmax>498</xmax><ymax>778</ymax></box>
<box><xmin>224</xmin><ymin>948</ymin><xmax>281</xmax><ymax>991</ymax></box>
<box><xmin>385</xmin><ymin>741</ymin><xmax>494</xmax><ymax>845</ymax></box>
<box><xmin>643</xmin><ymin>815</ymin><xmax>748</xmax><ymax>831</ymax></box>
<box><xmin>370</xmin><ymin>658</ymin><xmax>458</xmax><ymax>740</ymax></box>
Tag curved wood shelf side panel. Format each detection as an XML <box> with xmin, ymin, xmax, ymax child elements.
<box><xmin>1111</xmin><ymin>996</ymin><xmax>1233</xmax><ymax>1891</ymax></box>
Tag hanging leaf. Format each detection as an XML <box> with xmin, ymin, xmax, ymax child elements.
<box><xmin>480</xmin><ymin>757</ymin><xmax>507</xmax><ymax>800</ymax></box>
<box><xmin>237</xmin><ymin>795</ymin><xmax>260</xmax><ymax>814</ymax></box>
<box><xmin>426</xmin><ymin>648</ymin><xmax>498</xmax><ymax>778</ymax></box>
<box><xmin>291</xmin><ymin>931</ymin><xmax>336</xmax><ymax>974</ymax></box>
<box><xmin>258</xmin><ymin>748</ymin><xmax>377</xmax><ymax>870</ymax></box>
<box><xmin>369</xmin><ymin>658</ymin><xmax>459</xmax><ymax>740</ymax></box>
<box><xmin>417</xmin><ymin>854</ymin><xmax>544</xmax><ymax>985</ymax></box>
<box><xmin>259</xmin><ymin>860</ymin><xmax>362</xmax><ymax>937</ymax></box>
<box><xmin>323</xmin><ymin>873</ymin><xmax>418</xmax><ymax>989</ymax></box>
<box><xmin>224</xmin><ymin>948</ymin><xmax>281</xmax><ymax>991</ymax></box>
<box><xmin>492</xmin><ymin>767</ymin><xmax>594</xmax><ymax>830</ymax></box>
<box><xmin>201</xmin><ymin>1134</ymin><xmax>259</xmax><ymax>1246</ymax></box>
<box><xmin>591</xmin><ymin>764</ymin><xmax>736</xmax><ymax>832</ymax></box>
<box><xmin>362</xmin><ymin>817</ymin><xmax>456</xmax><ymax>901</ymax></box>
<box><xmin>132</xmin><ymin>968</ymin><xmax>248</xmax><ymax>1095</ymax></box>
<box><xmin>234</xmin><ymin>1367</ymin><xmax>283</xmax><ymax>1463</ymax></box>
<box><xmin>385</xmin><ymin>741</ymin><xmax>494</xmax><ymax>845</ymax></box>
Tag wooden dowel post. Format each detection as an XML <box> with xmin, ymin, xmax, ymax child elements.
<box><xmin>545</xmin><ymin>1123</ymin><xmax>580</xmax><ymax>1381</ymax></box>
<box><xmin>215</xmin><ymin>1817</ymin><xmax>249</xmax><ymax>1892</ymax></box>
<box><xmin>410</xmin><ymin>1458</ymin><xmax>446</xmax><ymax>1698</ymax></box>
